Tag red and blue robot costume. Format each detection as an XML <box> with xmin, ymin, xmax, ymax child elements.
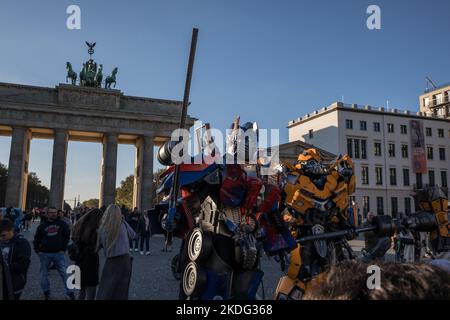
<box><xmin>155</xmin><ymin>119</ymin><xmax>295</xmax><ymax>300</ymax></box>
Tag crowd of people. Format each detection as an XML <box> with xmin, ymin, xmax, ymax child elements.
<box><xmin>1</xmin><ymin>204</ymin><xmax>449</xmax><ymax>300</ymax></box>
<box><xmin>0</xmin><ymin>204</ymin><xmax>157</xmax><ymax>300</ymax></box>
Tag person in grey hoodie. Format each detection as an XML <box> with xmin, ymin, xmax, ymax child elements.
<box><xmin>96</xmin><ymin>204</ymin><xmax>137</xmax><ymax>300</ymax></box>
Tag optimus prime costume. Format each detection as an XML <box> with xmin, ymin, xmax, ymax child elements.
<box><xmin>156</xmin><ymin>118</ymin><xmax>295</xmax><ymax>300</ymax></box>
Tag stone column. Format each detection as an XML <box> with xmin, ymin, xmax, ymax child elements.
<box><xmin>5</xmin><ymin>126</ymin><xmax>31</xmax><ymax>209</ymax></box>
<box><xmin>100</xmin><ymin>133</ymin><xmax>118</xmax><ymax>208</ymax></box>
<box><xmin>133</xmin><ymin>135</ymin><xmax>154</xmax><ymax>211</ymax></box>
<box><xmin>48</xmin><ymin>129</ymin><xmax>68</xmax><ymax>210</ymax></box>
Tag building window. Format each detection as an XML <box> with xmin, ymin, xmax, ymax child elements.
<box><xmin>403</xmin><ymin>168</ymin><xmax>410</xmax><ymax>186</ymax></box>
<box><xmin>388</xmin><ymin>143</ymin><xmax>396</xmax><ymax>157</ymax></box>
<box><xmin>376</xmin><ymin>167</ymin><xmax>383</xmax><ymax>185</ymax></box>
<box><xmin>427</xmin><ymin>146</ymin><xmax>433</xmax><ymax>160</ymax></box>
<box><xmin>346</xmin><ymin>119</ymin><xmax>353</xmax><ymax>129</ymax></box>
<box><xmin>391</xmin><ymin>197</ymin><xmax>398</xmax><ymax>218</ymax></box>
<box><xmin>363</xmin><ymin>196</ymin><xmax>370</xmax><ymax>219</ymax></box>
<box><xmin>347</xmin><ymin>138</ymin><xmax>353</xmax><ymax>157</ymax></box>
<box><xmin>360</xmin><ymin>121</ymin><xmax>367</xmax><ymax>131</ymax></box>
<box><xmin>361</xmin><ymin>140</ymin><xmax>367</xmax><ymax>159</ymax></box>
<box><xmin>308</xmin><ymin>129</ymin><xmax>313</xmax><ymax>139</ymax></box>
<box><xmin>400</xmin><ymin>125</ymin><xmax>407</xmax><ymax>134</ymax></box>
<box><xmin>426</xmin><ymin>127</ymin><xmax>432</xmax><ymax>137</ymax></box>
<box><xmin>401</xmin><ymin>144</ymin><xmax>408</xmax><ymax>158</ymax></box>
<box><xmin>373</xmin><ymin>122</ymin><xmax>380</xmax><ymax>132</ymax></box>
<box><xmin>376</xmin><ymin>197</ymin><xmax>384</xmax><ymax>215</ymax></box>
<box><xmin>387</xmin><ymin>123</ymin><xmax>394</xmax><ymax>133</ymax></box>
<box><xmin>374</xmin><ymin>142</ymin><xmax>382</xmax><ymax>156</ymax></box>
<box><xmin>438</xmin><ymin>128</ymin><xmax>444</xmax><ymax>138</ymax></box>
<box><xmin>416</xmin><ymin>173</ymin><xmax>423</xmax><ymax>189</ymax></box>
<box><xmin>439</xmin><ymin>147</ymin><xmax>446</xmax><ymax>161</ymax></box>
<box><xmin>389</xmin><ymin>168</ymin><xmax>397</xmax><ymax>186</ymax></box>
<box><xmin>354</xmin><ymin>139</ymin><xmax>360</xmax><ymax>159</ymax></box>
<box><xmin>441</xmin><ymin>171</ymin><xmax>448</xmax><ymax>188</ymax></box>
<box><xmin>361</xmin><ymin>166</ymin><xmax>369</xmax><ymax>185</ymax></box>
<box><xmin>429</xmin><ymin>170</ymin><xmax>435</xmax><ymax>186</ymax></box>
<box><xmin>404</xmin><ymin>197</ymin><xmax>412</xmax><ymax>215</ymax></box>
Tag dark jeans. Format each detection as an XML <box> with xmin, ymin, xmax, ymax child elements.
<box><xmin>130</xmin><ymin>238</ymin><xmax>139</xmax><ymax>250</ymax></box>
<box><xmin>140</xmin><ymin>236</ymin><xmax>150</xmax><ymax>252</ymax></box>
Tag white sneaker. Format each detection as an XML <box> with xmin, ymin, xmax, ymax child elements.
<box><xmin>134</xmin><ymin>248</ymin><xmax>139</xmax><ymax>252</ymax></box>
<box><xmin>140</xmin><ymin>251</ymin><xmax>144</xmax><ymax>255</ymax></box>
<box><xmin>129</xmin><ymin>248</ymin><xmax>133</xmax><ymax>252</ymax></box>
<box><xmin>146</xmin><ymin>252</ymin><xmax>150</xmax><ymax>256</ymax></box>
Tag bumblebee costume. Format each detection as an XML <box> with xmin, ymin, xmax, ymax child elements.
<box><xmin>412</xmin><ymin>185</ymin><xmax>450</xmax><ymax>255</ymax></box>
<box><xmin>274</xmin><ymin>149</ymin><xmax>357</xmax><ymax>300</ymax></box>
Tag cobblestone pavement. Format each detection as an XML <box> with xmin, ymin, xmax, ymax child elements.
<box><xmin>20</xmin><ymin>220</ymin><xmax>392</xmax><ymax>300</ymax></box>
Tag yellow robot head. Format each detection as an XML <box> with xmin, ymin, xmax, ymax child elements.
<box><xmin>295</xmin><ymin>148</ymin><xmax>323</xmax><ymax>174</ymax></box>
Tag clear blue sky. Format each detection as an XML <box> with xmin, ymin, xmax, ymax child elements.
<box><xmin>1</xmin><ymin>0</ymin><xmax>450</xmax><ymax>201</ymax></box>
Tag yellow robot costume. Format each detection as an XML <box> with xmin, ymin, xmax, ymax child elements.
<box><xmin>413</xmin><ymin>185</ymin><xmax>450</xmax><ymax>255</ymax></box>
<box><xmin>274</xmin><ymin>149</ymin><xmax>357</xmax><ymax>300</ymax></box>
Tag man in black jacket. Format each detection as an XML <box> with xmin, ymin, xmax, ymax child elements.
<box><xmin>0</xmin><ymin>219</ymin><xmax>31</xmax><ymax>300</ymax></box>
<box><xmin>33</xmin><ymin>207</ymin><xmax>74</xmax><ymax>300</ymax></box>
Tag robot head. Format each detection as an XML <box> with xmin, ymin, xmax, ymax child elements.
<box><xmin>295</xmin><ymin>148</ymin><xmax>323</xmax><ymax>174</ymax></box>
<box><xmin>226</xmin><ymin>117</ymin><xmax>259</xmax><ymax>164</ymax></box>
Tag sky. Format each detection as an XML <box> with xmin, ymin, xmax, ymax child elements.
<box><xmin>0</xmin><ymin>0</ymin><xmax>450</xmax><ymax>201</ymax></box>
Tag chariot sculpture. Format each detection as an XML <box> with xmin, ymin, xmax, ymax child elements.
<box><xmin>65</xmin><ymin>42</ymin><xmax>118</xmax><ymax>89</ymax></box>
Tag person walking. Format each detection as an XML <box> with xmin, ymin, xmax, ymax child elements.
<box><xmin>71</xmin><ymin>208</ymin><xmax>103</xmax><ymax>300</ymax></box>
<box><xmin>24</xmin><ymin>211</ymin><xmax>33</xmax><ymax>231</ymax></box>
<box><xmin>0</xmin><ymin>219</ymin><xmax>31</xmax><ymax>300</ymax></box>
<box><xmin>33</xmin><ymin>207</ymin><xmax>74</xmax><ymax>300</ymax></box>
<box><xmin>126</xmin><ymin>207</ymin><xmax>140</xmax><ymax>252</ymax></box>
<box><xmin>96</xmin><ymin>204</ymin><xmax>137</xmax><ymax>300</ymax></box>
<box><xmin>137</xmin><ymin>211</ymin><xmax>151</xmax><ymax>255</ymax></box>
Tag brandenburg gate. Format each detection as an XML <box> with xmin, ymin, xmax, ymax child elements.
<box><xmin>0</xmin><ymin>81</ymin><xmax>195</xmax><ymax>211</ymax></box>
<box><xmin>0</xmin><ymin>43</ymin><xmax>195</xmax><ymax>211</ymax></box>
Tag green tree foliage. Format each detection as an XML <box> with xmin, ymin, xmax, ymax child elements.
<box><xmin>0</xmin><ymin>162</ymin><xmax>7</xmax><ymax>206</ymax></box>
<box><xmin>116</xmin><ymin>174</ymin><xmax>134</xmax><ymax>209</ymax></box>
<box><xmin>25</xmin><ymin>172</ymin><xmax>50</xmax><ymax>209</ymax></box>
<box><xmin>0</xmin><ymin>162</ymin><xmax>49</xmax><ymax>208</ymax></box>
<box><xmin>82</xmin><ymin>198</ymin><xmax>99</xmax><ymax>208</ymax></box>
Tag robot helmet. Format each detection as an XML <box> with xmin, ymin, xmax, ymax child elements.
<box><xmin>226</xmin><ymin>117</ymin><xmax>259</xmax><ymax>164</ymax></box>
<box><xmin>297</xmin><ymin>148</ymin><xmax>321</xmax><ymax>162</ymax></box>
<box><xmin>296</xmin><ymin>148</ymin><xmax>323</xmax><ymax>174</ymax></box>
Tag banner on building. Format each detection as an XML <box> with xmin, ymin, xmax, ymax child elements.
<box><xmin>410</xmin><ymin>119</ymin><xmax>427</xmax><ymax>174</ymax></box>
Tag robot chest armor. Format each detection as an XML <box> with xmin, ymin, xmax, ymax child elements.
<box><xmin>291</xmin><ymin>175</ymin><xmax>338</xmax><ymax>212</ymax></box>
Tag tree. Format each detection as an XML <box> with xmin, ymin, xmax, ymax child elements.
<box><xmin>116</xmin><ymin>175</ymin><xmax>134</xmax><ymax>209</ymax></box>
<box><xmin>82</xmin><ymin>198</ymin><xmax>99</xmax><ymax>208</ymax></box>
<box><xmin>0</xmin><ymin>162</ymin><xmax>7</xmax><ymax>206</ymax></box>
<box><xmin>25</xmin><ymin>172</ymin><xmax>50</xmax><ymax>209</ymax></box>
<box><xmin>0</xmin><ymin>162</ymin><xmax>50</xmax><ymax>209</ymax></box>
<box><xmin>115</xmin><ymin>170</ymin><xmax>164</xmax><ymax>209</ymax></box>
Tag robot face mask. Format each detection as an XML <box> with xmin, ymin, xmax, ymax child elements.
<box><xmin>226</xmin><ymin>118</ymin><xmax>259</xmax><ymax>164</ymax></box>
<box><xmin>299</xmin><ymin>159</ymin><xmax>323</xmax><ymax>175</ymax></box>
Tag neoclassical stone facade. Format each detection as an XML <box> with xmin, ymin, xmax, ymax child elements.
<box><xmin>0</xmin><ymin>82</ymin><xmax>195</xmax><ymax>210</ymax></box>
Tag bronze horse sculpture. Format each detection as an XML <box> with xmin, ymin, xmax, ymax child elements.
<box><xmin>105</xmin><ymin>67</ymin><xmax>118</xmax><ymax>89</ymax></box>
<box><xmin>66</xmin><ymin>62</ymin><xmax>77</xmax><ymax>85</ymax></box>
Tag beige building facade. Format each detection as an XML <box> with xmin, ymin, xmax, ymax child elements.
<box><xmin>419</xmin><ymin>84</ymin><xmax>450</xmax><ymax>118</ymax></box>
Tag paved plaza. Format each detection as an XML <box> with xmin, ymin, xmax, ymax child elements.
<box><xmin>20</xmin><ymin>220</ymin><xmax>393</xmax><ymax>300</ymax></box>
